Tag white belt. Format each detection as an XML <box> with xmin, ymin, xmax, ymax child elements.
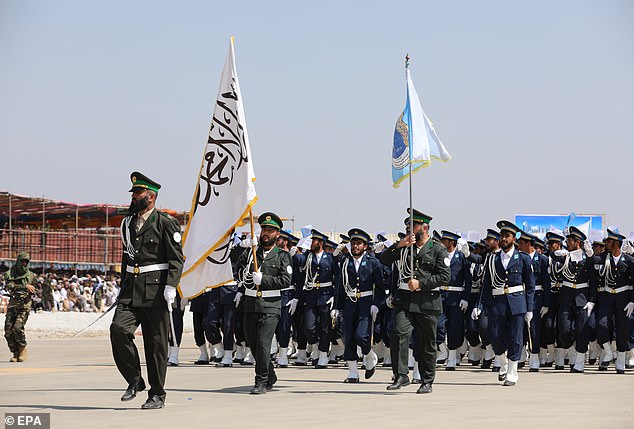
<box><xmin>126</xmin><ymin>263</ymin><xmax>169</xmax><ymax>275</ymax></box>
<box><xmin>492</xmin><ymin>285</ymin><xmax>524</xmax><ymax>296</ymax></box>
<box><xmin>471</xmin><ymin>288</ymin><xmax>481</xmax><ymax>294</ymax></box>
<box><xmin>440</xmin><ymin>286</ymin><xmax>464</xmax><ymax>292</ymax></box>
<box><xmin>598</xmin><ymin>285</ymin><xmax>632</xmax><ymax>294</ymax></box>
<box><xmin>306</xmin><ymin>281</ymin><xmax>333</xmax><ymax>289</ymax></box>
<box><xmin>562</xmin><ymin>282</ymin><xmax>588</xmax><ymax>290</ymax></box>
<box><xmin>245</xmin><ymin>289</ymin><xmax>281</xmax><ymax>298</ymax></box>
<box><xmin>399</xmin><ymin>282</ymin><xmax>439</xmax><ymax>292</ymax></box>
<box><xmin>347</xmin><ymin>290</ymin><xmax>373</xmax><ymax>299</ymax></box>
<box><xmin>534</xmin><ymin>285</ymin><xmax>543</xmax><ymax>291</ymax></box>
<box><xmin>280</xmin><ymin>286</ymin><xmax>295</xmax><ymax>292</ymax></box>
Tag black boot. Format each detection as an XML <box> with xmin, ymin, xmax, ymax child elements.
<box><xmin>386</xmin><ymin>375</ymin><xmax>410</xmax><ymax>391</ymax></box>
<box><xmin>121</xmin><ymin>379</ymin><xmax>146</xmax><ymax>402</ymax></box>
<box><xmin>141</xmin><ymin>394</ymin><xmax>165</xmax><ymax>409</ymax></box>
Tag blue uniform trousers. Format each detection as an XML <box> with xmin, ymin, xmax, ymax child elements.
<box><xmin>342</xmin><ymin>299</ymin><xmax>372</xmax><ymax>361</ymax></box>
<box><xmin>488</xmin><ymin>312</ymin><xmax>525</xmax><ymax>361</ymax></box>
<box><xmin>596</xmin><ymin>293</ymin><xmax>631</xmax><ymax>352</ymax></box>
<box><xmin>303</xmin><ymin>304</ymin><xmax>331</xmax><ymax>352</ymax></box>
<box><xmin>275</xmin><ymin>290</ymin><xmax>293</xmax><ymax>348</ymax></box>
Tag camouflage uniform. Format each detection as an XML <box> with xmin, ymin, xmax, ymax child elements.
<box><xmin>4</xmin><ymin>252</ymin><xmax>37</xmax><ymax>362</ymax></box>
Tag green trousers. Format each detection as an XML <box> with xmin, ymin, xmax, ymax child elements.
<box><xmin>243</xmin><ymin>311</ymin><xmax>280</xmax><ymax>385</ymax></box>
<box><xmin>5</xmin><ymin>305</ymin><xmax>31</xmax><ymax>353</ymax></box>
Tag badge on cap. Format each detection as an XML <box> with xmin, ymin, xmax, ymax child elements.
<box><xmin>173</xmin><ymin>232</ymin><xmax>182</xmax><ymax>243</ymax></box>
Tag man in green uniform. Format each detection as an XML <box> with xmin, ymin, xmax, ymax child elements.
<box><xmin>4</xmin><ymin>252</ymin><xmax>37</xmax><ymax>362</ymax></box>
<box><xmin>109</xmin><ymin>172</ymin><xmax>183</xmax><ymax>409</ymax></box>
<box><xmin>234</xmin><ymin>212</ymin><xmax>292</xmax><ymax>394</ymax></box>
<box><xmin>381</xmin><ymin>209</ymin><xmax>450</xmax><ymax>394</ymax></box>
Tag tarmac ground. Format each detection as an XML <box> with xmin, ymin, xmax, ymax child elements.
<box><xmin>0</xmin><ymin>335</ymin><xmax>632</xmax><ymax>429</ymax></box>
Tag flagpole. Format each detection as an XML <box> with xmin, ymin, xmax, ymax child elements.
<box><xmin>249</xmin><ymin>208</ymin><xmax>259</xmax><ymax>272</ymax></box>
<box><xmin>406</xmin><ymin>53</ymin><xmax>414</xmax><ymax>277</ymax></box>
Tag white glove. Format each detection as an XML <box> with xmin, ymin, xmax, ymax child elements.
<box><xmin>583</xmin><ymin>301</ymin><xmax>595</xmax><ymax>317</ymax></box>
<box><xmin>458</xmin><ymin>241</ymin><xmax>470</xmax><ymax>258</ymax></box>
<box><xmin>384</xmin><ymin>239</ymin><xmax>394</xmax><ymax>248</ymax></box>
<box><xmin>252</xmin><ymin>271</ymin><xmax>263</xmax><ymax>285</ymax></box>
<box><xmin>622</xmin><ymin>241</ymin><xmax>634</xmax><ymax>255</ymax></box>
<box><xmin>386</xmin><ymin>295</ymin><xmax>394</xmax><ymax>309</ymax></box>
<box><xmin>459</xmin><ymin>299</ymin><xmax>469</xmax><ymax>311</ymax></box>
<box><xmin>554</xmin><ymin>249</ymin><xmax>569</xmax><ymax>257</ymax></box>
<box><xmin>330</xmin><ymin>309</ymin><xmax>339</xmax><ymax>319</ymax></box>
<box><xmin>163</xmin><ymin>285</ymin><xmax>177</xmax><ymax>306</ymax></box>
<box><xmin>525</xmin><ymin>311</ymin><xmax>533</xmax><ymax>324</ymax></box>
<box><xmin>540</xmin><ymin>306</ymin><xmax>549</xmax><ymax>317</ymax></box>
<box><xmin>290</xmin><ymin>246</ymin><xmax>298</xmax><ymax>257</ymax></box>
<box><xmin>370</xmin><ymin>305</ymin><xmax>379</xmax><ymax>321</ymax></box>
<box><xmin>234</xmin><ymin>292</ymin><xmax>243</xmax><ymax>308</ymax></box>
<box><xmin>373</xmin><ymin>242</ymin><xmax>386</xmax><ymax>253</ymax></box>
<box><xmin>326</xmin><ymin>296</ymin><xmax>334</xmax><ymax>310</ymax></box>
<box><xmin>624</xmin><ymin>302</ymin><xmax>634</xmax><ymax>318</ymax></box>
<box><xmin>180</xmin><ymin>298</ymin><xmax>189</xmax><ymax>312</ymax></box>
<box><xmin>286</xmin><ymin>298</ymin><xmax>298</xmax><ymax>315</ymax></box>
<box><xmin>471</xmin><ymin>307</ymin><xmax>481</xmax><ymax>320</ymax></box>
<box><xmin>239</xmin><ymin>238</ymin><xmax>252</xmax><ymax>248</ymax></box>
<box><xmin>333</xmin><ymin>243</ymin><xmax>346</xmax><ymax>257</ymax></box>
<box><xmin>583</xmin><ymin>240</ymin><xmax>594</xmax><ymax>257</ymax></box>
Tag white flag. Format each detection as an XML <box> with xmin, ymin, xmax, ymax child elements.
<box><xmin>179</xmin><ymin>38</ymin><xmax>257</xmax><ymax>298</ymax></box>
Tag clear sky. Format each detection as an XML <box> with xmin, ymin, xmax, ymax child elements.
<box><xmin>1</xmin><ymin>0</ymin><xmax>633</xmax><ymax>237</ymax></box>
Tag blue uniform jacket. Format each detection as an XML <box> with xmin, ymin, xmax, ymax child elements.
<box><xmin>551</xmin><ymin>252</ymin><xmax>597</xmax><ymax>307</ymax></box>
<box><xmin>298</xmin><ymin>251</ymin><xmax>339</xmax><ymax>307</ymax></box>
<box><xmin>531</xmin><ymin>252</ymin><xmax>551</xmax><ymax>306</ymax></box>
<box><xmin>334</xmin><ymin>253</ymin><xmax>386</xmax><ymax>310</ymax></box>
<box><xmin>481</xmin><ymin>249</ymin><xmax>535</xmax><ymax>316</ymax></box>
<box><xmin>444</xmin><ymin>251</ymin><xmax>472</xmax><ymax>306</ymax></box>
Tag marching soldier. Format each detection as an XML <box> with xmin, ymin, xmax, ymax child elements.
<box><xmin>381</xmin><ymin>209</ymin><xmax>450</xmax><ymax>394</ymax></box>
<box><xmin>4</xmin><ymin>252</ymin><xmax>37</xmax><ymax>362</ymax></box>
<box><xmin>332</xmin><ymin>228</ymin><xmax>386</xmax><ymax>382</ymax></box>
<box><xmin>234</xmin><ymin>212</ymin><xmax>292</xmax><ymax>394</ymax></box>
<box><xmin>274</xmin><ymin>230</ymin><xmax>300</xmax><ymax>367</ymax></box>
<box><xmin>551</xmin><ymin>226</ymin><xmax>597</xmax><ymax>373</ymax></box>
<box><xmin>595</xmin><ymin>229</ymin><xmax>634</xmax><ymax>373</ymax></box>
<box><xmin>439</xmin><ymin>230</ymin><xmax>472</xmax><ymax>370</ymax></box>
<box><xmin>465</xmin><ymin>241</ymin><xmax>487</xmax><ymax>365</ymax></box>
<box><xmin>297</xmin><ymin>229</ymin><xmax>339</xmax><ymax>368</ymax></box>
<box><xmin>477</xmin><ymin>221</ymin><xmax>535</xmax><ymax>386</ymax></box>
<box><xmin>110</xmin><ymin>172</ymin><xmax>183</xmax><ymax>409</ymax></box>
<box><xmin>461</xmin><ymin>229</ymin><xmax>501</xmax><ymax>369</ymax></box>
<box><xmin>517</xmin><ymin>230</ymin><xmax>550</xmax><ymax>372</ymax></box>
<box><xmin>541</xmin><ymin>231</ymin><xmax>566</xmax><ymax>368</ymax></box>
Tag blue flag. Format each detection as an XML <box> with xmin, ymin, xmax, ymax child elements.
<box><xmin>392</xmin><ymin>65</ymin><xmax>451</xmax><ymax>188</ymax></box>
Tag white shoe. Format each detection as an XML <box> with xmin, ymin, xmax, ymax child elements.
<box><xmin>468</xmin><ymin>345</ymin><xmax>482</xmax><ymax>363</ymax></box>
<box><xmin>615</xmin><ymin>351</ymin><xmax>626</xmax><ymax>373</ymax></box>
<box><xmin>458</xmin><ymin>338</ymin><xmax>469</xmax><ymax>359</ymax></box>
<box><xmin>555</xmin><ymin>348</ymin><xmax>566</xmax><ymax>367</ymax></box>
<box><xmin>529</xmin><ymin>353</ymin><xmax>540</xmax><ymax>370</ymax></box>
<box><xmin>539</xmin><ymin>348</ymin><xmax>548</xmax><ymax>365</ymax></box>
<box><xmin>277</xmin><ymin>347</ymin><xmax>289</xmax><ymax>367</ymax></box>
<box><xmin>601</xmin><ymin>342</ymin><xmax>614</xmax><ymax>364</ymax></box>
<box><xmin>316</xmin><ymin>351</ymin><xmax>328</xmax><ymax>368</ymax></box>
<box><xmin>546</xmin><ymin>344</ymin><xmax>555</xmax><ymax>365</ymax></box>
<box><xmin>446</xmin><ymin>349</ymin><xmax>458</xmax><ymax>369</ymax></box>
<box><xmin>196</xmin><ymin>344</ymin><xmax>210</xmax><ymax>364</ymax></box>
<box><xmin>498</xmin><ymin>354</ymin><xmax>508</xmax><ymax>380</ymax></box>
<box><xmin>408</xmin><ymin>349</ymin><xmax>416</xmax><ymax>369</ymax></box>
<box><xmin>567</xmin><ymin>346</ymin><xmax>577</xmax><ymax>366</ymax></box>
<box><xmin>383</xmin><ymin>347</ymin><xmax>392</xmax><ymax>366</ymax></box>
<box><xmin>310</xmin><ymin>344</ymin><xmax>320</xmax><ymax>361</ymax></box>
<box><xmin>505</xmin><ymin>360</ymin><xmax>518</xmax><ymax>385</ymax></box>
<box><xmin>270</xmin><ymin>336</ymin><xmax>279</xmax><ymax>356</ymax></box>
<box><xmin>242</xmin><ymin>348</ymin><xmax>255</xmax><ymax>365</ymax></box>
<box><xmin>572</xmin><ymin>350</ymin><xmax>585</xmax><ymax>372</ymax></box>
<box><xmin>168</xmin><ymin>346</ymin><xmax>179</xmax><ymax>366</ymax></box>
<box><xmin>437</xmin><ymin>342</ymin><xmax>448</xmax><ymax>363</ymax></box>
<box><xmin>234</xmin><ymin>344</ymin><xmax>246</xmax><ymax>362</ymax></box>
<box><xmin>520</xmin><ymin>347</ymin><xmax>528</xmax><ymax>365</ymax></box>
<box><xmin>345</xmin><ymin>360</ymin><xmax>359</xmax><ymax>382</ymax></box>
<box><xmin>627</xmin><ymin>350</ymin><xmax>634</xmax><ymax>368</ymax></box>
<box><xmin>295</xmin><ymin>349</ymin><xmax>308</xmax><ymax>365</ymax></box>
<box><xmin>211</xmin><ymin>343</ymin><xmax>223</xmax><ymax>362</ymax></box>
<box><xmin>412</xmin><ymin>361</ymin><xmax>421</xmax><ymax>382</ymax></box>
<box><xmin>218</xmin><ymin>350</ymin><xmax>233</xmax><ymax>367</ymax></box>
<box><xmin>364</xmin><ymin>349</ymin><xmax>378</xmax><ymax>371</ymax></box>
<box><xmin>484</xmin><ymin>344</ymin><xmax>495</xmax><ymax>361</ymax></box>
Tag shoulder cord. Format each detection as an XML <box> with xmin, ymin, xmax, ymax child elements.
<box><xmin>487</xmin><ymin>253</ymin><xmax>506</xmax><ymax>288</ymax></box>
<box><xmin>240</xmin><ymin>249</ymin><xmax>255</xmax><ymax>290</ymax></box>
<box><xmin>303</xmin><ymin>253</ymin><xmax>318</xmax><ymax>290</ymax></box>
<box><xmin>341</xmin><ymin>258</ymin><xmax>358</xmax><ymax>302</ymax></box>
<box><xmin>120</xmin><ymin>216</ymin><xmax>136</xmax><ymax>260</ymax></box>
<box><xmin>397</xmin><ymin>247</ymin><xmax>412</xmax><ymax>283</ymax></box>
<box><xmin>602</xmin><ymin>256</ymin><xmax>616</xmax><ymax>287</ymax></box>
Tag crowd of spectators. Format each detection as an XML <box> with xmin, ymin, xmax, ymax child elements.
<box><xmin>0</xmin><ymin>270</ymin><xmax>121</xmax><ymax>314</ymax></box>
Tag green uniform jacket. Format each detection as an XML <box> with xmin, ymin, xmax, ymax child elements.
<box><xmin>381</xmin><ymin>239</ymin><xmax>450</xmax><ymax>314</ymax></box>
<box><xmin>4</xmin><ymin>268</ymin><xmax>37</xmax><ymax>309</ymax></box>
<box><xmin>119</xmin><ymin>209</ymin><xmax>184</xmax><ymax>308</ymax></box>
<box><xmin>237</xmin><ymin>245</ymin><xmax>292</xmax><ymax>315</ymax></box>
